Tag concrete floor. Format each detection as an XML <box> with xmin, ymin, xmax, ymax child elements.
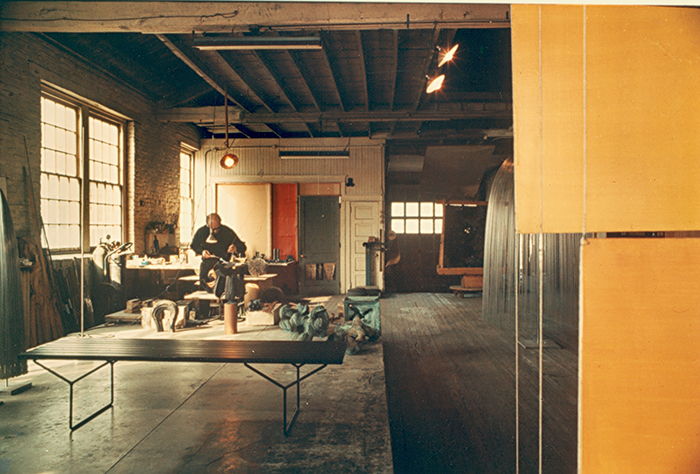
<box><xmin>0</xmin><ymin>297</ymin><xmax>393</xmax><ymax>474</ymax></box>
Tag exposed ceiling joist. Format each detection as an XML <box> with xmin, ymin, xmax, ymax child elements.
<box><xmin>156</xmin><ymin>105</ymin><xmax>511</xmax><ymax>124</ymax></box>
<box><xmin>356</xmin><ymin>31</ymin><xmax>370</xmax><ymax>112</ymax></box>
<box><xmin>12</xmin><ymin>4</ymin><xmax>513</xmax><ymax>142</ymax></box>
<box><xmin>0</xmin><ymin>3</ymin><xmax>510</xmax><ymax>33</ymax></box>
<box><xmin>156</xmin><ymin>34</ymin><xmax>245</xmax><ymax>110</ymax></box>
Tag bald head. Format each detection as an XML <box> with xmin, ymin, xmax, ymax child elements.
<box><xmin>206</xmin><ymin>213</ymin><xmax>222</xmax><ymax>227</ymax></box>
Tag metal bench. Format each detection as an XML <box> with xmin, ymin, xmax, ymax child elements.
<box><xmin>19</xmin><ymin>337</ymin><xmax>346</xmax><ymax>435</ymax></box>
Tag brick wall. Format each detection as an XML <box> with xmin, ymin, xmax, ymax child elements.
<box><xmin>0</xmin><ymin>32</ymin><xmax>200</xmax><ymax>254</ymax></box>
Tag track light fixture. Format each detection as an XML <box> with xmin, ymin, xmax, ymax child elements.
<box><xmin>426</xmin><ymin>74</ymin><xmax>445</xmax><ymax>93</ymax></box>
<box><xmin>438</xmin><ymin>44</ymin><xmax>459</xmax><ymax>68</ymax></box>
<box><xmin>194</xmin><ymin>35</ymin><xmax>322</xmax><ymax>50</ymax></box>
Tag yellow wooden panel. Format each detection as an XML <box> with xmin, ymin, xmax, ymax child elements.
<box><xmin>512</xmin><ymin>5</ymin><xmax>585</xmax><ymax>234</ymax></box>
<box><xmin>512</xmin><ymin>5</ymin><xmax>700</xmax><ymax>233</ymax></box>
<box><xmin>581</xmin><ymin>238</ymin><xmax>700</xmax><ymax>473</ymax></box>
<box><xmin>586</xmin><ymin>7</ymin><xmax>700</xmax><ymax>232</ymax></box>
<box><xmin>511</xmin><ymin>4</ymin><xmax>543</xmax><ymax>233</ymax></box>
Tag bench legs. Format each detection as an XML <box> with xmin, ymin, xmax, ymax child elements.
<box><xmin>33</xmin><ymin>360</ymin><xmax>116</xmax><ymax>431</ymax></box>
<box><xmin>31</xmin><ymin>359</ymin><xmax>327</xmax><ymax>435</ymax></box>
<box><xmin>244</xmin><ymin>363</ymin><xmax>328</xmax><ymax>436</ymax></box>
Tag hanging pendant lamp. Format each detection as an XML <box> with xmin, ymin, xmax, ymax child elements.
<box><xmin>220</xmin><ymin>89</ymin><xmax>239</xmax><ymax>170</ymax></box>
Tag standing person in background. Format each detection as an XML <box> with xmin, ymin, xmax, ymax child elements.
<box><xmin>190</xmin><ymin>213</ymin><xmax>247</xmax><ymax>290</ymax></box>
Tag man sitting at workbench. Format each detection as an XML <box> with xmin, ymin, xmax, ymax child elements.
<box><xmin>190</xmin><ymin>213</ymin><xmax>247</xmax><ymax>293</ymax></box>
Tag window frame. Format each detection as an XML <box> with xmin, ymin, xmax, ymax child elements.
<box><xmin>40</xmin><ymin>86</ymin><xmax>127</xmax><ymax>254</ymax></box>
<box><xmin>389</xmin><ymin>201</ymin><xmax>444</xmax><ymax>235</ymax></box>
<box><xmin>179</xmin><ymin>145</ymin><xmax>196</xmax><ymax>247</ymax></box>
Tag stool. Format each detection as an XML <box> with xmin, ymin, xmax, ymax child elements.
<box><xmin>183</xmin><ymin>290</ymin><xmax>223</xmax><ymax>319</ymax></box>
<box><xmin>177</xmin><ymin>274</ymin><xmax>200</xmax><ymax>299</ymax></box>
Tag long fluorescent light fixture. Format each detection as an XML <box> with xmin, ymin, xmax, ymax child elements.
<box><xmin>194</xmin><ymin>36</ymin><xmax>322</xmax><ymax>50</ymax></box>
<box><xmin>279</xmin><ymin>150</ymin><xmax>349</xmax><ymax>159</ymax></box>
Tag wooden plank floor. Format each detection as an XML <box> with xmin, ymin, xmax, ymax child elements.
<box><xmin>381</xmin><ymin>293</ymin><xmax>578</xmax><ymax>474</ymax></box>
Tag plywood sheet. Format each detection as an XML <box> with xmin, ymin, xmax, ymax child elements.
<box><xmin>512</xmin><ymin>5</ymin><xmax>700</xmax><ymax>233</ymax></box>
<box><xmin>217</xmin><ymin>183</ymin><xmax>271</xmax><ymax>258</ymax></box>
<box><xmin>581</xmin><ymin>238</ymin><xmax>700</xmax><ymax>473</ymax></box>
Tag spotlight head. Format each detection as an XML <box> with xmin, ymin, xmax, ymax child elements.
<box><xmin>426</xmin><ymin>75</ymin><xmax>445</xmax><ymax>93</ymax></box>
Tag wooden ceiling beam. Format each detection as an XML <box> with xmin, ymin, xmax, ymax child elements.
<box><xmin>319</xmin><ymin>34</ymin><xmax>346</xmax><ymax>113</ymax></box>
<box><xmin>252</xmin><ymin>51</ymin><xmax>298</xmax><ymax>113</ymax></box>
<box><xmin>288</xmin><ymin>51</ymin><xmax>324</xmax><ymax>112</ymax></box>
<box><xmin>412</xmin><ymin>28</ymin><xmax>441</xmax><ymax>113</ymax></box>
<box><xmin>217</xmin><ymin>50</ymin><xmax>276</xmax><ymax>114</ymax></box>
<box><xmin>356</xmin><ymin>31</ymin><xmax>369</xmax><ymax>112</ymax></box>
<box><xmin>156</xmin><ymin>105</ymin><xmax>511</xmax><ymax>123</ymax></box>
<box><xmin>1</xmin><ymin>3</ymin><xmax>510</xmax><ymax>33</ymax></box>
<box><xmin>156</xmin><ymin>34</ymin><xmax>251</xmax><ymax>112</ymax></box>
<box><xmin>388</xmin><ymin>30</ymin><xmax>399</xmax><ymax>112</ymax></box>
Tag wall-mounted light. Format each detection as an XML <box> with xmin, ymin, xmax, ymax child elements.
<box><xmin>194</xmin><ymin>35</ymin><xmax>322</xmax><ymax>50</ymax></box>
<box><xmin>345</xmin><ymin>177</ymin><xmax>355</xmax><ymax>187</ymax></box>
<box><xmin>426</xmin><ymin>74</ymin><xmax>445</xmax><ymax>93</ymax></box>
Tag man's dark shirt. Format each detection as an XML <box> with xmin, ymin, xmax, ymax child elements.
<box><xmin>190</xmin><ymin>224</ymin><xmax>247</xmax><ymax>261</ymax></box>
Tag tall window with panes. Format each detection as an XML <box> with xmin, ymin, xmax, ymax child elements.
<box><xmin>179</xmin><ymin>149</ymin><xmax>194</xmax><ymax>246</ymax></box>
<box><xmin>390</xmin><ymin>202</ymin><xmax>443</xmax><ymax>235</ymax></box>
<box><xmin>40</xmin><ymin>92</ymin><xmax>124</xmax><ymax>252</ymax></box>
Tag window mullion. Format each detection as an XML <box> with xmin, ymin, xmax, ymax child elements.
<box><xmin>81</xmin><ymin>106</ymin><xmax>90</xmax><ymax>253</ymax></box>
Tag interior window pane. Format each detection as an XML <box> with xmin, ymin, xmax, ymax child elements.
<box><xmin>58</xmin><ymin>176</ymin><xmax>68</xmax><ymax>197</ymax></box>
<box><xmin>435</xmin><ymin>218</ymin><xmax>443</xmax><ymax>234</ymax></box>
<box><xmin>420</xmin><ymin>219</ymin><xmax>433</xmax><ymax>234</ymax></box>
<box><xmin>420</xmin><ymin>202</ymin><xmax>434</xmax><ymax>217</ymax></box>
<box><xmin>405</xmin><ymin>218</ymin><xmax>419</xmax><ymax>234</ymax></box>
<box><xmin>48</xmin><ymin>174</ymin><xmax>59</xmax><ymax>196</ymax></box>
<box><xmin>44</xmin><ymin>149</ymin><xmax>56</xmax><ymax>173</ymax></box>
<box><xmin>110</xmin><ymin>145</ymin><xmax>119</xmax><ymax>167</ymax></box>
<box><xmin>405</xmin><ymin>202</ymin><xmax>419</xmax><ymax>217</ymax></box>
<box><xmin>65</xmin><ymin>153</ymin><xmax>77</xmax><ymax>177</ymax></box>
<box><xmin>391</xmin><ymin>202</ymin><xmax>404</xmax><ymax>217</ymax></box>
<box><xmin>56</xmin><ymin>128</ymin><xmax>66</xmax><ymax>153</ymax></box>
<box><xmin>56</xmin><ymin>152</ymin><xmax>66</xmax><ymax>175</ymax></box>
<box><xmin>42</xmin><ymin>97</ymin><xmax>55</xmax><ymax>123</ymax></box>
<box><xmin>65</xmin><ymin>107</ymin><xmax>76</xmax><ymax>132</ymax></box>
<box><xmin>435</xmin><ymin>204</ymin><xmax>444</xmax><ymax>217</ymax></box>
<box><xmin>49</xmin><ymin>200</ymin><xmax>59</xmax><ymax>224</ymax></box>
<box><xmin>44</xmin><ymin>124</ymin><xmax>55</xmax><ymax>149</ymax></box>
<box><xmin>70</xmin><ymin>201</ymin><xmax>80</xmax><ymax>222</ymax></box>
<box><xmin>55</xmin><ymin>103</ymin><xmax>66</xmax><ymax>128</ymax></box>
<box><xmin>391</xmin><ymin>219</ymin><xmax>405</xmax><ymax>234</ymax></box>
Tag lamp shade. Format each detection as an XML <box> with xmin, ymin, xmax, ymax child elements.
<box><xmin>220</xmin><ymin>153</ymin><xmax>239</xmax><ymax>169</ymax></box>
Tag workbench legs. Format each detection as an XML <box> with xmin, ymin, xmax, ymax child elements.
<box><xmin>244</xmin><ymin>363</ymin><xmax>328</xmax><ymax>436</ymax></box>
<box><xmin>33</xmin><ymin>359</ymin><xmax>116</xmax><ymax>431</ymax></box>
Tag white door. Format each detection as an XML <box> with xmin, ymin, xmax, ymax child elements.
<box><xmin>346</xmin><ymin>200</ymin><xmax>382</xmax><ymax>290</ymax></box>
